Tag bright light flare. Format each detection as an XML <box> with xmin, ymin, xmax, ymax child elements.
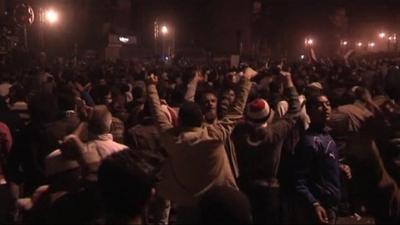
<box><xmin>119</xmin><ymin>37</ymin><xmax>130</xmax><ymax>43</ymax></box>
<box><xmin>304</xmin><ymin>38</ymin><xmax>314</xmax><ymax>46</ymax></box>
<box><xmin>368</xmin><ymin>42</ymin><xmax>376</xmax><ymax>47</ymax></box>
<box><xmin>45</xmin><ymin>9</ymin><xmax>59</xmax><ymax>24</ymax></box>
<box><xmin>379</xmin><ymin>32</ymin><xmax>386</xmax><ymax>39</ymax></box>
<box><xmin>161</xmin><ymin>25</ymin><xmax>169</xmax><ymax>35</ymax></box>
<box><xmin>357</xmin><ymin>42</ymin><xmax>363</xmax><ymax>47</ymax></box>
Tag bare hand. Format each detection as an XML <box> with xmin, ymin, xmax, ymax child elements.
<box><xmin>314</xmin><ymin>205</ymin><xmax>329</xmax><ymax>224</ymax></box>
<box><xmin>280</xmin><ymin>70</ymin><xmax>294</xmax><ymax>87</ymax></box>
<box><xmin>280</xmin><ymin>70</ymin><xmax>292</xmax><ymax>77</ymax></box>
<box><xmin>192</xmin><ymin>70</ymin><xmax>203</xmax><ymax>82</ymax></box>
<box><xmin>243</xmin><ymin>67</ymin><xmax>258</xmax><ymax>80</ymax></box>
<box><xmin>339</xmin><ymin>164</ymin><xmax>352</xmax><ymax>180</ymax></box>
<box><xmin>146</xmin><ymin>74</ymin><xmax>159</xmax><ymax>85</ymax></box>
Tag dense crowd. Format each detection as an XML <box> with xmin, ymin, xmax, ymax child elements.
<box><xmin>1</xmin><ymin>50</ymin><xmax>400</xmax><ymax>224</ymax></box>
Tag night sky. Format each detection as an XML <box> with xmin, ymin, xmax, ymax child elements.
<box><xmin>3</xmin><ymin>0</ymin><xmax>400</xmax><ymax>58</ymax></box>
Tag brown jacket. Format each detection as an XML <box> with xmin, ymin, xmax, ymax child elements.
<box><xmin>148</xmin><ymin>79</ymin><xmax>252</xmax><ymax>206</ymax></box>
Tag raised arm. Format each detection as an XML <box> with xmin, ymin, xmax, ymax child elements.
<box><xmin>184</xmin><ymin>70</ymin><xmax>201</xmax><ymax>102</ymax></box>
<box><xmin>213</xmin><ymin>68</ymin><xmax>256</xmax><ymax>139</ymax></box>
<box><xmin>262</xmin><ymin>71</ymin><xmax>301</xmax><ymax>143</ymax></box>
<box><xmin>146</xmin><ymin>74</ymin><xmax>174</xmax><ymax>133</ymax></box>
<box><xmin>281</xmin><ymin>71</ymin><xmax>301</xmax><ymax>116</ymax></box>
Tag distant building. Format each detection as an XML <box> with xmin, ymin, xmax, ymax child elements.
<box><xmin>0</xmin><ymin>0</ymin><xmax>4</xmax><ymax>14</ymax></box>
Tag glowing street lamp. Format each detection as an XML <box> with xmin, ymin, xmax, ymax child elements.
<box><xmin>357</xmin><ymin>42</ymin><xmax>363</xmax><ymax>47</ymax></box>
<box><xmin>304</xmin><ymin>38</ymin><xmax>314</xmax><ymax>46</ymax></box>
<box><xmin>119</xmin><ymin>36</ymin><xmax>130</xmax><ymax>43</ymax></box>
<box><xmin>161</xmin><ymin>25</ymin><xmax>169</xmax><ymax>35</ymax></box>
<box><xmin>368</xmin><ymin>42</ymin><xmax>375</xmax><ymax>48</ymax></box>
<box><xmin>45</xmin><ymin>9</ymin><xmax>59</xmax><ymax>24</ymax></box>
<box><xmin>340</xmin><ymin>40</ymin><xmax>348</xmax><ymax>47</ymax></box>
<box><xmin>379</xmin><ymin>32</ymin><xmax>386</xmax><ymax>39</ymax></box>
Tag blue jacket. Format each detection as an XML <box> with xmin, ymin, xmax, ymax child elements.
<box><xmin>293</xmin><ymin>126</ymin><xmax>341</xmax><ymax>207</ymax></box>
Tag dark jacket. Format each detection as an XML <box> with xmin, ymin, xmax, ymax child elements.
<box><xmin>293</xmin><ymin>126</ymin><xmax>341</xmax><ymax>208</ymax></box>
<box><xmin>233</xmin><ymin>87</ymin><xmax>300</xmax><ymax>186</ymax></box>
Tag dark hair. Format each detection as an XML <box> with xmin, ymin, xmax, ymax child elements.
<box><xmin>179</xmin><ymin>101</ymin><xmax>203</xmax><ymax>127</ymax></box>
<box><xmin>28</xmin><ymin>91</ymin><xmax>58</xmax><ymax>123</ymax></box>
<box><xmin>57</xmin><ymin>85</ymin><xmax>78</xmax><ymax>111</ymax></box>
<box><xmin>199</xmin><ymin>186</ymin><xmax>253</xmax><ymax>224</ymax></box>
<box><xmin>305</xmin><ymin>94</ymin><xmax>328</xmax><ymax>111</ymax></box>
<box><xmin>98</xmin><ymin>150</ymin><xmax>157</xmax><ymax>221</ymax></box>
<box><xmin>90</xmin><ymin>84</ymin><xmax>111</xmax><ymax>105</ymax></box>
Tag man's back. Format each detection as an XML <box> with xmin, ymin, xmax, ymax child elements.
<box><xmin>158</xmin><ymin>124</ymin><xmax>237</xmax><ymax>206</ymax></box>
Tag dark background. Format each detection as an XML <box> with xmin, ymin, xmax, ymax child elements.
<box><xmin>2</xmin><ymin>0</ymin><xmax>400</xmax><ymax>59</ymax></box>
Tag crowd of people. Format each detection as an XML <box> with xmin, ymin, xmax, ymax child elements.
<box><xmin>1</xmin><ymin>50</ymin><xmax>400</xmax><ymax>224</ymax></box>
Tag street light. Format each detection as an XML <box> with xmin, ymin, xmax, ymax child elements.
<box><xmin>161</xmin><ymin>25</ymin><xmax>168</xmax><ymax>35</ymax></box>
<box><xmin>357</xmin><ymin>42</ymin><xmax>363</xmax><ymax>47</ymax></box>
<box><xmin>119</xmin><ymin>37</ymin><xmax>130</xmax><ymax>43</ymax></box>
<box><xmin>45</xmin><ymin>9</ymin><xmax>59</xmax><ymax>24</ymax></box>
<box><xmin>368</xmin><ymin>42</ymin><xmax>375</xmax><ymax>48</ymax></box>
<box><xmin>305</xmin><ymin>38</ymin><xmax>314</xmax><ymax>46</ymax></box>
<box><xmin>379</xmin><ymin>32</ymin><xmax>386</xmax><ymax>39</ymax></box>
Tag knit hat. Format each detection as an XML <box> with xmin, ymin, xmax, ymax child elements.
<box><xmin>246</xmin><ymin>98</ymin><xmax>271</xmax><ymax>123</ymax></box>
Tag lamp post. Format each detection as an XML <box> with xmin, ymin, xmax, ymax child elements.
<box><xmin>160</xmin><ymin>25</ymin><xmax>168</xmax><ymax>59</ymax></box>
<box><xmin>39</xmin><ymin>8</ymin><xmax>59</xmax><ymax>51</ymax></box>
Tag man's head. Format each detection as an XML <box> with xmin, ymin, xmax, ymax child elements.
<box><xmin>98</xmin><ymin>150</ymin><xmax>156</xmax><ymax>224</ymax></box>
<box><xmin>201</xmin><ymin>91</ymin><xmax>218</xmax><ymax>123</ymax></box>
<box><xmin>306</xmin><ymin>94</ymin><xmax>332</xmax><ymax>126</ymax></box>
<box><xmin>223</xmin><ymin>89</ymin><xmax>236</xmax><ymax>105</ymax></box>
<box><xmin>90</xmin><ymin>84</ymin><xmax>112</xmax><ymax>106</ymax></box>
<box><xmin>225</xmin><ymin>71</ymin><xmax>240</xmax><ymax>87</ymax></box>
<box><xmin>57</xmin><ymin>85</ymin><xmax>79</xmax><ymax>112</ymax></box>
<box><xmin>179</xmin><ymin>102</ymin><xmax>203</xmax><ymax>128</ymax></box>
<box><xmin>199</xmin><ymin>186</ymin><xmax>253</xmax><ymax>225</ymax></box>
<box><xmin>246</xmin><ymin>98</ymin><xmax>271</xmax><ymax>125</ymax></box>
<box><xmin>88</xmin><ymin>105</ymin><xmax>113</xmax><ymax>135</ymax></box>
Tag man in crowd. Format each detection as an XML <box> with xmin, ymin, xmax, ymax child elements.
<box><xmin>146</xmin><ymin>67</ymin><xmax>256</xmax><ymax>223</ymax></box>
<box><xmin>232</xmin><ymin>70</ymin><xmax>300</xmax><ymax>224</ymax></box>
<box><xmin>293</xmin><ymin>94</ymin><xmax>351</xmax><ymax>224</ymax></box>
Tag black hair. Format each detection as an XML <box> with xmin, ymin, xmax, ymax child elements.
<box><xmin>199</xmin><ymin>186</ymin><xmax>253</xmax><ymax>224</ymax></box>
<box><xmin>57</xmin><ymin>85</ymin><xmax>78</xmax><ymax>111</ymax></box>
<box><xmin>28</xmin><ymin>91</ymin><xmax>58</xmax><ymax>123</ymax></box>
<box><xmin>179</xmin><ymin>101</ymin><xmax>203</xmax><ymax>127</ymax></box>
<box><xmin>305</xmin><ymin>94</ymin><xmax>328</xmax><ymax>111</ymax></box>
<box><xmin>90</xmin><ymin>84</ymin><xmax>111</xmax><ymax>105</ymax></box>
<box><xmin>98</xmin><ymin>150</ymin><xmax>157</xmax><ymax>222</ymax></box>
